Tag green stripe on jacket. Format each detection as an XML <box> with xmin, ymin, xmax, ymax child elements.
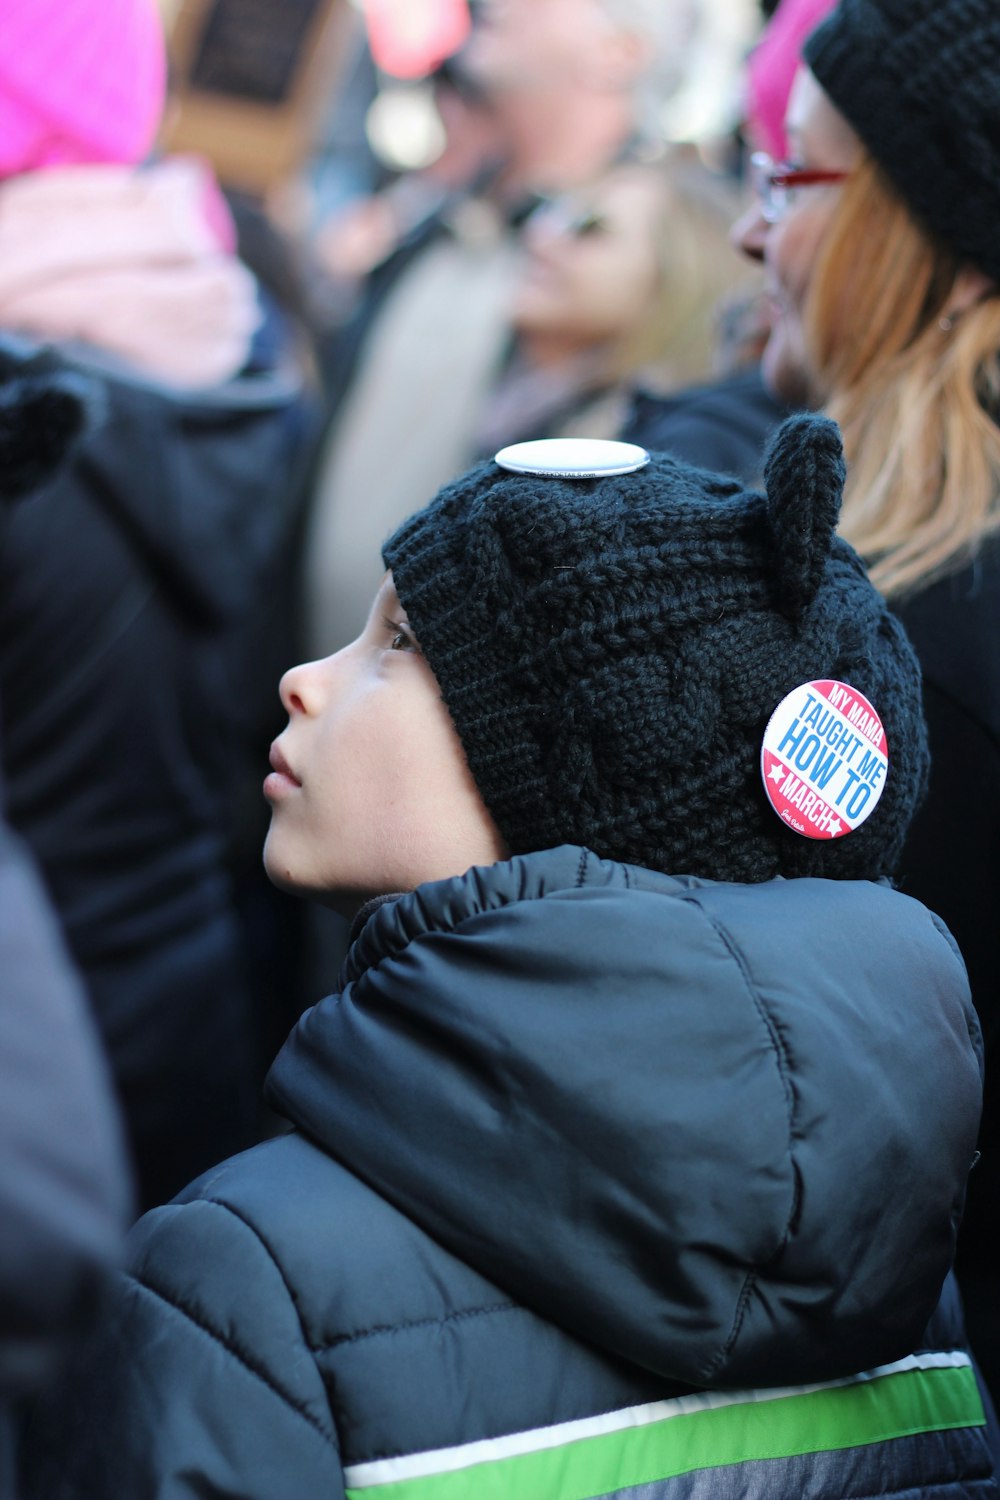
<box><xmin>344</xmin><ymin>1357</ymin><xmax>984</xmax><ymax>1500</ymax></box>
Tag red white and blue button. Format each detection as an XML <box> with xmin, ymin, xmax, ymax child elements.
<box><xmin>761</xmin><ymin>679</ymin><xmax>889</xmax><ymax>840</ymax></box>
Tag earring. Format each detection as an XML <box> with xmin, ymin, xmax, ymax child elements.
<box><xmin>938</xmin><ymin>315</ymin><xmax>954</xmax><ymax>332</ymax></box>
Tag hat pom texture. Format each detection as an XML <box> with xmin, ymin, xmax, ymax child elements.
<box><xmin>0</xmin><ymin>342</ymin><xmax>102</xmax><ymax>502</ymax></box>
<box><xmin>384</xmin><ymin>416</ymin><xmax>927</xmax><ymax>883</ymax></box>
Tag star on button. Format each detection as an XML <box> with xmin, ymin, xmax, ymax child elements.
<box><xmin>768</xmin><ymin>761</ymin><xmax>786</xmax><ymax>783</ymax></box>
<box><xmin>826</xmin><ymin>819</ymin><xmax>843</xmax><ymax>837</ymax></box>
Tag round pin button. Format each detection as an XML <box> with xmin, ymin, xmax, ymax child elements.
<box><xmin>494</xmin><ymin>438</ymin><xmax>650</xmax><ymax>478</ymax></box>
<box><xmin>760</xmin><ymin>679</ymin><xmax>889</xmax><ymax>840</ymax></box>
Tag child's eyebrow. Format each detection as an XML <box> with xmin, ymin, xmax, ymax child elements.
<box><xmin>382</xmin><ymin>613</ymin><xmax>418</xmax><ymax>639</ymax></box>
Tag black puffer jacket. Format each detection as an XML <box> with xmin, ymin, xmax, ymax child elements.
<box><xmin>27</xmin><ymin>849</ymin><xmax>996</xmax><ymax>1499</ymax></box>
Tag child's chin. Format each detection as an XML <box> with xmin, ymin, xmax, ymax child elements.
<box><xmin>261</xmin><ymin>833</ymin><xmax>300</xmax><ymax>895</ymax></box>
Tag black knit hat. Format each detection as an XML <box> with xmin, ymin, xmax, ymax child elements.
<box><xmin>804</xmin><ymin>0</ymin><xmax>1000</xmax><ymax>281</ymax></box>
<box><xmin>383</xmin><ymin>417</ymin><xmax>928</xmax><ymax>883</ymax></box>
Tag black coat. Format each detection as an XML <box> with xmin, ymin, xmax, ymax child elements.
<box><xmin>621</xmin><ymin>368</ymin><xmax>791</xmax><ymax>484</ymax></box>
<box><xmin>0</xmin><ymin>341</ymin><xmax>129</xmax><ymax>1500</ymax></box>
<box><xmin>894</xmin><ymin>540</ymin><xmax>1000</xmax><ymax>1393</ymax></box>
<box><xmin>0</xmin><ymin>335</ymin><xmax>313</xmax><ymax>1208</ymax></box>
<box><xmin>25</xmin><ymin>850</ymin><xmax>994</xmax><ymax>1499</ymax></box>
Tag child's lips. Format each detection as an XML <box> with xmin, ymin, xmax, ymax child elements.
<box><xmin>264</xmin><ymin>741</ymin><xmax>302</xmax><ymax>796</ymax></box>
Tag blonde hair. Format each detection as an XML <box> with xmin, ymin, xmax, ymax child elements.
<box><xmin>608</xmin><ymin>151</ymin><xmax>756</xmax><ymax>389</ymax></box>
<box><xmin>803</xmin><ymin>152</ymin><xmax>1000</xmax><ymax>598</ymax></box>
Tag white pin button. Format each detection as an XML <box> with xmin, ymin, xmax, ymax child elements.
<box><xmin>760</xmin><ymin>679</ymin><xmax>889</xmax><ymax>840</ymax></box>
<box><xmin>494</xmin><ymin>438</ymin><xmax>650</xmax><ymax>478</ymax></box>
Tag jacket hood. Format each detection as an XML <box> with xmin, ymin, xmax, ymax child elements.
<box><xmin>0</xmin><ymin>337</ymin><xmax>102</xmax><ymax>502</ymax></box>
<box><xmin>77</xmin><ymin>361</ymin><xmax>307</xmax><ymax>624</ymax></box>
<box><xmin>267</xmin><ymin>846</ymin><xmax>982</xmax><ymax>1390</ymax></box>
<box><xmin>1</xmin><ymin>329</ymin><xmax>309</xmax><ymax>625</ymax></box>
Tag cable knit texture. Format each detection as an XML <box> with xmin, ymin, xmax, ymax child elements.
<box><xmin>383</xmin><ymin>416</ymin><xmax>928</xmax><ymax>883</ymax></box>
<box><xmin>804</xmin><ymin>0</ymin><xmax>1000</xmax><ymax>280</ymax></box>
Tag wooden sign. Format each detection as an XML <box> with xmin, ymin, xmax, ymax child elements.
<box><xmin>162</xmin><ymin>0</ymin><xmax>354</xmax><ymax>195</ymax></box>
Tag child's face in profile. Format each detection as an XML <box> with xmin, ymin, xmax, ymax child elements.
<box><xmin>263</xmin><ymin>572</ymin><xmax>507</xmax><ymax>910</ymax></box>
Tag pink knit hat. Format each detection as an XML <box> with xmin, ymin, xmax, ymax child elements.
<box><xmin>746</xmin><ymin>0</ymin><xmax>838</xmax><ymax>159</ymax></box>
<box><xmin>0</xmin><ymin>0</ymin><xmax>166</xmax><ymax>179</ymax></box>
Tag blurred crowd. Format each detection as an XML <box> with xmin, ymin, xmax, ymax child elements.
<box><xmin>2</xmin><ymin>0</ymin><xmax>1000</xmax><ymax>1495</ymax></box>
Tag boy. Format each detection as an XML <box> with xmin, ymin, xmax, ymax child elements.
<box><xmin>29</xmin><ymin>419</ymin><xmax>993</xmax><ymax>1498</ymax></box>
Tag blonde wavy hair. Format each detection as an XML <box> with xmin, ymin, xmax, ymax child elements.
<box><xmin>803</xmin><ymin>151</ymin><xmax>1000</xmax><ymax>599</ymax></box>
<box><xmin>608</xmin><ymin>151</ymin><xmax>757</xmax><ymax>390</ymax></box>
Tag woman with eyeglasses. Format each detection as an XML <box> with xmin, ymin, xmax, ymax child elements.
<box><xmin>733</xmin><ymin>0</ymin><xmax>1000</xmax><ymax>1399</ymax></box>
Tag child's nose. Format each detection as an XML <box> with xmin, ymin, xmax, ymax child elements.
<box><xmin>279</xmin><ymin>657</ymin><xmax>328</xmax><ymax>716</ymax></box>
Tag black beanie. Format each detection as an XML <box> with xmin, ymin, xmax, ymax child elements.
<box><xmin>383</xmin><ymin>417</ymin><xmax>928</xmax><ymax>884</ymax></box>
<box><xmin>804</xmin><ymin>0</ymin><xmax>1000</xmax><ymax>282</ymax></box>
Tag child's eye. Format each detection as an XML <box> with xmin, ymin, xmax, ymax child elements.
<box><xmin>384</xmin><ymin>618</ymin><xmax>419</xmax><ymax>652</ymax></box>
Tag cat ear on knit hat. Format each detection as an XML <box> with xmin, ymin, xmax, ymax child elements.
<box><xmin>762</xmin><ymin>412</ymin><xmax>846</xmax><ymax>620</ymax></box>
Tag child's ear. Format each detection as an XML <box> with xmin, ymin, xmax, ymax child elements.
<box><xmin>762</xmin><ymin>413</ymin><xmax>846</xmax><ymax>620</ymax></box>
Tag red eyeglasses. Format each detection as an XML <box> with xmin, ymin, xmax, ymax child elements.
<box><xmin>750</xmin><ymin>151</ymin><xmax>851</xmax><ymax>223</ymax></box>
